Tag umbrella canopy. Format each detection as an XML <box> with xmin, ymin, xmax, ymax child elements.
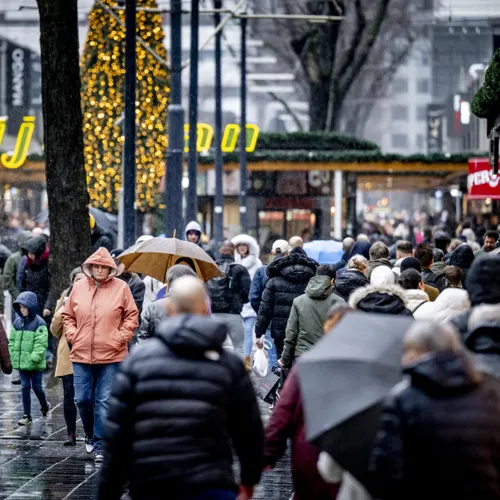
<box><xmin>116</xmin><ymin>237</ymin><xmax>221</xmax><ymax>283</ymax></box>
<box><xmin>297</xmin><ymin>312</ymin><xmax>413</xmax><ymax>488</ymax></box>
<box><xmin>303</xmin><ymin>240</ymin><xmax>343</xmax><ymax>264</ymax></box>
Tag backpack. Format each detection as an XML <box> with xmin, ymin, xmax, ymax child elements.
<box><xmin>207</xmin><ymin>261</ymin><xmax>235</xmax><ymax>313</ymax></box>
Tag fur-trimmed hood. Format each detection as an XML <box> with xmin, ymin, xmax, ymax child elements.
<box><xmin>266</xmin><ymin>247</ymin><xmax>317</xmax><ymax>283</ymax></box>
<box><xmin>231</xmin><ymin>234</ymin><xmax>260</xmax><ymax>258</ymax></box>
<box><xmin>349</xmin><ymin>284</ymin><xmax>412</xmax><ymax>316</ymax></box>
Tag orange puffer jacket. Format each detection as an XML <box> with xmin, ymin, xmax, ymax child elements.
<box><xmin>62</xmin><ymin>248</ymin><xmax>139</xmax><ymax>365</ymax></box>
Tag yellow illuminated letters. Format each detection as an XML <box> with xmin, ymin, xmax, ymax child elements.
<box><xmin>1</xmin><ymin>116</ymin><xmax>36</xmax><ymax>169</ymax></box>
<box><xmin>0</xmin><ymin>117</ymin><xmax>6</xmax><ymax>146</ymax></box>
<box><xmin>183</xmin><ymin>123</ymin><xmax>259</xmax><ymax>153</ymax></box>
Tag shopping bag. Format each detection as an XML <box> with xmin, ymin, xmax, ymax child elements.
<box><xmin>253</xmin><ymin>348</ymin><xmax>269</xmax><ymax>378</ymax></box>
<box><xmin>257</xmin><ymin>371</ymin><xmax>280</xmax><ymax>404</ymax></box>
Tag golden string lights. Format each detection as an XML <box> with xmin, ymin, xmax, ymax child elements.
<box><xmin>81</xmin><ymin>0</ymin><xmax>169</xmax><ymax>211</ymax></box>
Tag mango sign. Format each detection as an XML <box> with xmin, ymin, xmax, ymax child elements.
<box><xmin>0</xmin><ymin>116</ymin><xmax>36</xmax><ymax>169</ymax></box>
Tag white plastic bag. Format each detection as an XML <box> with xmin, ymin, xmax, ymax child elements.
<box><xmin>252</xmin><ymin>348</ymin><xmax>269</xmax><ymax>377</ymax></box>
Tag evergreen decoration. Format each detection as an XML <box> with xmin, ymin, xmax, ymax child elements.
<box><xmin>81</xmin><ymin>0</ymin><xmax>169</xmax><ymax>212</ymax></box>
<box><xmin>471</xmin><ymin>49</ymin><xmax>500</xmax><ymax>119</ymax></box>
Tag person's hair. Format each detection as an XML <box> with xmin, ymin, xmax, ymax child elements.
<box><xmin>342</xmin><ymin>237</ymin><xmax>355</xmax><ymax>252</ymax></box>
<box><xmin>70</xmin><ymin>267</ymin><xmax>83</xmax><ymax>283</ymax></box>
<box><xmin>317</xmin><ymin>264</ymin><xmax>336</xmax><ymax>280</ymax></box>
<box><xmin>443</xmin><ymin>265</ymin><xmax>463</xmax><ymax>288</ymax></box>
<box><xmin>398</xmin><ymin>269</ymin><xmax>422</xmax><ymax>290</ymax></box>
<box><xmin>404</xmin><ymin>321</ymin><xmax>464</xmax><ymax>356</ymax></box>
<box><xmin>434</xmin><ymin>231</ymin><xmax>451</xmax><ymax>252</ymax></box>
<box><xmin>414</xmin><ymin>243</ymin><xmax>433</xmax><ymax>268</ymax></box>
<box><xmin>166</xmin><ymin>264</ymin><xmax>198</xmax><ymax>286</ymax></box>
<box><xmin>432</xmin><ymin>248</ymin><xmax>444</xmax><ymax>263</ymax></box>
<box><xmin>484</xmin><ymin>230</ymin><xmax>499</xmax><ymax>241</ymax></box>
<box><xmin>324</xmin><ymin>305</ymin><xmax>354</xmax><ymax>334</ymax></box>
<box><xmin>219</xmin><ymin>241</ymin><xmax>235</xmax><ymax>255</ymax></box>
<box><xmin>175</xmin><ymin>257</ymin><xmax>196</xmax><ymax>271</ymax></box>
<box><xmin>423</xmin><ymin>227</ymin><xmax>432</xmax><ymax>241</ymax></box>
<box><xmin>369</xmin><ymin>241</ymin><xmax>389</xmax><ymax>261</ymax></box>
<box><xmin>357</xmin><ymin>233</ymin><xmax>369</xmax><ymax>242</ymax></box>
<box><xmin>347</xmin><ymin>254</ymin><xmax>368</xmax><ymax>271</ymax></box>
<box><xmin>289</xmin><ymin>236</ymin><xmax>303</xmax><ymax>249</ymax></box>
<box><xmin>396</xmin><ymin>240</ymin><xmax>412</xmax><ymax>256</ymax></box>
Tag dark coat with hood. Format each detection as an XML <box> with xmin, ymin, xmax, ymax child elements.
<box><xmin>281</xmin><ymin>275</ymin><xmax>345</xmax><ymax>366</ymax></box>
<box><xmin>421</xmin><ymin>267</ymin><xmax>448</xmax><ymax>293</ymax></box>
<box><xmin>0</xmin><ymin>321</ymin><xmax>12</xmax><ymax>374</ymax></box>
<box><xmin>370</xmin><ymin>351</ymin><xmax>500</xmax><ymax>500</ymax></box>
<box><xmin>334</xmin><ymin>268</ymin><xmax>369</xmax><ymax>300</ymax></box>
<box><xmin>451</xmin><ymin>255</ymin><xmax>500</xmax><ymax>336</ymax></box>
<box><xmin>249</xmin><ymin>264</ymin><xmax>269</xmax><ymax>313</ymax></box>
<box><xmin>255</xmin><ymin>248</ymin><xmax>317</xmax><ymax>347</ymax></box>
<box><xmin>118</xmin><ymin>272</ymin><xmax>146</xmax><ymax>313</ymax></box>
<box><xmin>349</xmin><ymin>284</ymin><xmax>413</xmax><ymax>316</ymax></box>
<box><xmin>18</xmin><ymin>236</ymin><xmax>51</xmax><ymax>316</ymax></box>
<box><xmin>449</xmin><ymin>244</ymin><xmax>475</xmax><ymax>288</ymax></box>
<box><xmin>91</xmin><ymin>225</ymin><xmax>113</xmax><ymax>253</ymax></box>
<box><xmin>98</xmin><ymin>315</ymin><xmax>263</xmax><ymax>500</ymax></box>
<box><xmin>348</xmin><ymin>241</ymin><xmax>371</xmax><ymax>260</ymax></box>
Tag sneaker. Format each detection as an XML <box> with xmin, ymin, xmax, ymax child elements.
<box><xmin>18</xmin><ymin>415</ymin><xmax>32</xmax><ymax>426</ymax></box>
<box><xmin>94</xmin><ymin>453</ymin><xmax>104</xmax><ymax>464</ymax></box>
<box><xmin>85</xmin><ymin>436</ymin><xmax>94</xmax><ymax>454</ymax></box>
<box><xmin>63</xmin><ymin>434</ymin><xmax>76</xmax><ymax>447</ymax></box>
<box><xmin>41</xmin><ymin>401</ymin><xmax>52</xmax><ymax>417</ymax></box>
<box><xmin>11</xmin><ymin>378</ymin><xmax>21</xmax><ymax>385</ymax></box>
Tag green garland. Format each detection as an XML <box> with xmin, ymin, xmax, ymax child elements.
<box><xmin>471</xmin><ymin>48</ymin><xmax>500</xmax><ymax>119</ymax></box>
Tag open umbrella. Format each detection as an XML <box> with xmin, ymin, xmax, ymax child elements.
<box><xmin>303</xmin><ymin>240</ymin><xmax>343</xmax><ymax>264</ymax></box>
<box><xmin>116</xmin><ymin>237</ymin><xmax>221</xmax><ymax>283</ymax></box>
<box><xmin>297</xmin><ymin>312</ymin><xmax>413</xmax><ymax>488</ymax></box>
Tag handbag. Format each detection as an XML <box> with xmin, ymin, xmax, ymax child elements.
<box><xmin>257</xmin><ymin>371</ymin><xmax>280</xmax><ymax>404</ymax></box>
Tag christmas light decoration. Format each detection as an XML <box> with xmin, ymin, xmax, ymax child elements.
<box><xmin>81</xmin><ymin>0</ymin><xmax>169</xmax><ymax>211</ymax></box>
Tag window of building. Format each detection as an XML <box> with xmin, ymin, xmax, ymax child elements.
<box><xmin>416</xmin><ymin>106</ymin><xmax>427</xmax><ymax>120</ymax></box>
<box><xmin>391</xmin><ymin>133</ymin><xmax>408</xmax><ymax>148</ymax></box>
<box><xmin>417</xmin><ymin>78</ymin><xmax>430</xmax><ymax>93</ymax></box>
<box><xmin>392</xmin><ymin>78</ymin><xmax>408</xmax><ymax>93</ymax></box>
<box><xmin>416</xmin><ymin>134</ymin><xmax>425</xmax><ymax>149</ymax></box>
<box><xmin>392</xmin><ymin>105</ymin><xmax>408</xmax><ymax>121</ymax></box>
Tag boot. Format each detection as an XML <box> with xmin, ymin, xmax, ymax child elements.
<box><xmin>244</xmin><ymin>356</ymin><xmax>252</xmax><ymax>372</ymax></box>
<box><xmin>64</xmin><ymin>434</ymin><xmax>76</xmax><ymax>447</ymax></box>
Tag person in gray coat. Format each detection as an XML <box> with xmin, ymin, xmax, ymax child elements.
<box><xmin>136</xmin><ymin>265</ymin><xmax>198</xmax><ymax>342</ymax></box>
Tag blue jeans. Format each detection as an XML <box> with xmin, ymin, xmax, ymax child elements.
<box><xmin>265</xmin><ymin>328</ymin><xmax>278</xmax><ymax>369</ymax></box>
<box><xmin>73</xmin><ymin>363</ymin><xmax>120</xmax><ymax>452</ymax></box>
<box><xmin>20</xmin><ymin>370</ymin><xmax>48</xmax><ymax>418</ymax></box>
<box><xmin>185</xmin><ymin>490</ymin><xmax>237</xmax><ymax>500</ymax></box>
<box><xmin>243</xmin><ymin>316</ymin><xmax>256</xmax><ymax>357</ymax></box>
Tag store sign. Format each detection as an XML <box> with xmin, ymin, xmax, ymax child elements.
<box><xmin>427</xmin><ymin>104</ymin><xmax>444</xmax><ymax>153</ymax></box>
<box><xmin>468</xmin><ymin>158</ymin><xmax>500</xmax><ymax>199</ymax></box>
<box><xmin>0</xmin><ymin>116</ymin><xmax>36</xmax><ymax>169</ymax></box>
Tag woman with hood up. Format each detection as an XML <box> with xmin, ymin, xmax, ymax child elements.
<box><xmin>232</xmin><ymin>234</ymin><xmax>263</xmax><ymax>370</ymax></box>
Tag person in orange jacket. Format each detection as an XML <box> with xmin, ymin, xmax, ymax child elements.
<box><xmin>62</xmin><ymin>247</ymin><xmax>138</xmax><ymax>463</ymax></box>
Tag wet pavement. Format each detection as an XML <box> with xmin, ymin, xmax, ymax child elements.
<box><xmin>0</xmin><ymin>373</ymin><xmax>292</xmax><ymax>499</ymax></box>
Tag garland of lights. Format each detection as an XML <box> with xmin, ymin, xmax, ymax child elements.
<box><xmin>81</xmin><ymin>0</ymin><xmax>169</xmax><ymax>212</ymax></box>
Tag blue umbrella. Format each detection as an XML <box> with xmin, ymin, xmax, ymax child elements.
<box><xmin>304</xmin><ymin>240</ymin><xmax>343</xmax><ymax>264</ymax></box>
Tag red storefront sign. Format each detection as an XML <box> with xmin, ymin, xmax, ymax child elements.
<box><xmin>467</xmin><ymin>158</ymin><xmax>500</xmax><ymax>200</ymax></box>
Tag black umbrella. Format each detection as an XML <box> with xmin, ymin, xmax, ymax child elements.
<box><xmin>297</xmin><ymin>312</ymin><xmax>413</xmax><ymax>488</ymax></box>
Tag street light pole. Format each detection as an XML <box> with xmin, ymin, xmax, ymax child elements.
<box><xmin>239</xmin><ymin>15</ymin><xmax>248</xmax><ymax>233</ymax></box>
<box><xmin>123</xmin><ymin>0</ymin><xmax>137</xmax><ymax>247</ymax></box>
<box><xmin>186</xmin><ymin>0</ymin><xmax>199</xmax><ymax>224</ymax></box>
<box><xmin>166</xmin><ymin>0</ymin><xmax>184</xmax><ymax>238</ymax></box>
<box><xmin>214</xmin><ymin>0</ymin><xmax>224</xmax><ymax>245</ymax></box>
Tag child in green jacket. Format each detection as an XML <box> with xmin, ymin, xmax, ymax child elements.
<box><xmin>9</xmin><ymin>291</ymin><xmax>50</xmax><ymax>425</ymax></box>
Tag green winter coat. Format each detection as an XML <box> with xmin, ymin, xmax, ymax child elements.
<box><xmin>281</xmin><ymin>275</ymin><xmax>345</xmax><ymax>366</ymax></box>
<box><xmin>9</xmin><ymin>291</ymin><xmax>48</xmax><ymax>371</ymax></box>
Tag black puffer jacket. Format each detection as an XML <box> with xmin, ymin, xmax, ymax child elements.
<box><xmin>91</xmin><ymin>225</ymin><xmax>113</xmax><ymax>253</ymax></box>
<box><xmin>370</xmin><ymin>351</ymin><xmax>500</xmax><ymax>500</ymax></box>
<box><xmin>98</xmin><ymin>315</ymin><xmax>264</xmax><ymax>500</ymax></box>
<box><xmin>349</xmin><ymin>284</ymin><xmax>413</xmax><ymax>316</ymax></box>
<box><xmin>255</xmin><ymin>248</ymin><xmax>317</xmax><ymax>347</ymax></box>
<box><xmin>335</xmin><ymin>268</ymin><xmax>369</xmax><ymax>300</ymax></box>
<box><xmin>421</xmin><ymin>268</ymin><xmax>448</xmax><ymax>293</ymax></box>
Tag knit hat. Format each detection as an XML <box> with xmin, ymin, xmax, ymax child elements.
<box><xmin>400</xmin><ymin>256</ymin><xmax>421</xmax><ymax>273</ymax></box>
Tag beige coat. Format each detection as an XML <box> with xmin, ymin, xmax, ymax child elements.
<box><xmin>51</xmin><ymin>291</ymin><xmax>73</xmax><ymax>377</ymax></box>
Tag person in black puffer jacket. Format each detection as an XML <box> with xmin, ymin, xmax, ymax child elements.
<box><xmin>98</xmin><ymin>277</ymin><xmax>263</xmax><ymax>500</ymax></box>
<box><xmin>370</xmin><ymin>321</ymin><xmax>500</xmax><ymax>500</ymax></box>
<box><xmin>255</xmin><ymin>247</ymin><xmax>317</xmax><ymax>358</ymax></box>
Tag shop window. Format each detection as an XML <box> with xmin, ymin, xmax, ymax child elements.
<box><xmin>392</xmin><ymin>105</ymin><xmax>408</xmax><ymax>121</ymax></box>
<box><xmin>392</xmin><ymin>78</ymin><xmax>408</xmax><ymax>93</ymax></box>
<box><xmin>391</xmin><ymin>133</ymin><xmax>408</xmax><ymax>148</ymax></box>
<box><xmin>416</xmin><ymin>106</ymin><xmax>427</xmax><ymax>120</ymax></box>
<box><xmin>417</xmin><ymin>78</ymin><xmax>429</xmax><ymax>93</ymax></box>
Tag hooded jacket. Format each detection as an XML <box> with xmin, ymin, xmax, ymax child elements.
<box><xmin>98</xmin><ymin>315</ymin><xmax>264</xmax><ymax>500</ymax></box>
<box><xmin>421</xmin><ymin>267</ymin><xmax>448</xmax><ymax>293</ymax></box>
<box><xmin>3</xmin><ymin>230</ymin><xmax>32</xmax><ymax>303</ymax></box>
<box><xmin>281</xmin><ymin>276</ymin><xmax>345</xmax><ymax>366</ymax></box>
<box><xmin>404</xmin><ymin>289</ymin><xmax>429</xmax><ymax>314</ymax></box>
<box><xmin>0</xmin><ymin>321</ymin><xmax>11</xmax><ymax>374</ymax></box>
<box><xmin>255</xmin><ymin>248</ymin><xmax>317</xmax><ymax>348</ymax></box>
<box><xmin>232</xmin><ymin>234</ymin><xmax>263</xmax><ymax>319</ymax></box>
<box><xmin>184</xmin><ymin>220</ymin><xmax>215</xmax><ymax>260</ymax></box>
<box><xmin>8</xmin><ymin>291</ymin><xmax>48</xmax><ymax>371</ymax></box>
<box><xmin>50</xmin><ymin>288</ymin><xmax>73</xmax><ymax>377</ymax></box>
<box><xmin>349</xmin><ymin>284</ymin><xmax>412</xmax><ymax>316</ymax></box>
<box><xmin>62</xmin><ymin>248</ymin><xmax>139</xmax><ymax>365</ymax></box>
<box><xmin>414</xmin><ymin>288</ymin><xmax>470</xmax><ymax>323</ymax></box>
<box><xmin>348</xmin><ymin>241</ymin><xmax>371</xmax><ymax>260</ymax></box>
<box><xmin>91</xmin><ymin>225</ymin><xmax>113</xmax><ymax>253</ymax></box>
<box><xmin>335</xmin><ymin>268</ymin><xmax>369</xmax><ymax>300</ymax></box>
<box><xmin>370</xmin><ymin>351</ymin><xmax>500</xmax><ymax>500</ymax></box>
<box><xmin>449</xmin><ymin>244</ymin><xmax>475</xmax><ymax>287</ymax></box>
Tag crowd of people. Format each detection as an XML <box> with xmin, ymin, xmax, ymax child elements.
<box><xmin>1</xmin><ymin>214</ymin><xmax>500</xmax><ymax>500</ymax></box>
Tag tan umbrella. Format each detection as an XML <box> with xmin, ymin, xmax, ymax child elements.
<box><xmin>116</xmin><ymin>238</ymin><xmax>221</xmax><ymax>283</ymax></box>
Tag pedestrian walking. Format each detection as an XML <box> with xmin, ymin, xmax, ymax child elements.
<box><xmin>62</xmin><ymin>247</ymin><xmax>138</xmax><ymax>462</ymax></box>
<box><xmin>335</xmin><ymin>255</ymin><xmax>369</xmax><ymax>301</ymax></box>
<box><xmin>98</xmin><ymin>276</ymin><xmax>263</xmax><ymax>500</ymax></box>
<box><xmin>8</xmin><ymin>291</ymin><xmax>50</xmax><ymax>425</ymax></box>
<box><xmin>366</xmin><ymin>242</ymin><xmax>392</xmax><ymax>280</ymax></box>
<box><xmin>414</xmin><ymin>243</ymin><xmax>449</xmax><ymax>292</ymax></box>
<box><xmin>90</xmin><ymin>214</ymin><xmax>113</xmax><ymax>253</ymax></box>
<box><xmin>397</xmin><ymin>269</ymin><xmax>429</xmax><ymax>315</ymax></box>
<box><xmin>232</xmin><ymin>234</ymin><xmax>262</xmax><ymax>370</ymax></box>
<box><xmin>349</xmin><ymin>283</ymin><xmax>413</xmax><ymax>316</ymax></box>
<box><xmin>50</xmin><ymin>267</ymin><xmax>86</xmax><ymax>446</ymax></box>
<box><xmin>370</xmin><ymin>321</ymin><xmax>500</xmax><ymax>500</ymax></box>
<box><xmin>0</xmin><ymin>320</ymin><xmax>12</xmax><ymax>374</ymax></box>
<box><xmin>208</xmin><ymin>241</ymin><xmax>251</xmax><ymax>356</ymax></box>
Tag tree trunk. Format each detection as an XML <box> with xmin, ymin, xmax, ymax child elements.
<box><xmin>308</xmin><ymin>79</ymin><xmax>330</xmax><ymax>131</ymax></box>
<box><xmin>36</xmin><ymin>0</ymin><xmax>91</xmax><ymax>298</ymax></box>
